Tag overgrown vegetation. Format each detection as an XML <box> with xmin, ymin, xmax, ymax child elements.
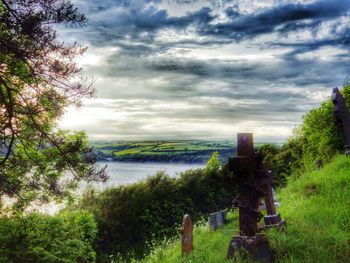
<box><xmin>136</xmin><ymin>155</ymin><xmax>350</xmax><ymax>263</ymax></box>
<box><xmin>77</xmin><ymin>153</ymin><xmax>237</xmax><ymax>261</ymax></box>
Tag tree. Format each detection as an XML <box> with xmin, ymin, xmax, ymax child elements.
<box><xmin>0</xmin><ymin>0</ymin><xmax>107</xmax><ymax>209</ymax></box>
<box><xmin>205</xmin><ymin>151</ymin><xmax>221</xmax><ymax>173</ymax></box>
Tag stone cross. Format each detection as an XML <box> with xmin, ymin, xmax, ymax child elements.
<box><xmin>227</xmin><ymin>133</ymin><xmax>285</xmax><ymax>261</ymax></box>
<box><xmin>229</xmin><ymin>133</ymin><xmax>262</xmax><ymax>236</ymax></box>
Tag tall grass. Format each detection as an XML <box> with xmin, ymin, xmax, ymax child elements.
<box><xmin>268</xmin><ymin>155</ymin><xmax>350</xmax><ymax>262</ymax></box>
<box><xmin>136</xmin><ymin>212</ymin><xmax>240</xmax><ymax>263</ymax></box>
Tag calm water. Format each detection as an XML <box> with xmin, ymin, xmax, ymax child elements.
<box><xmin>88</xmin><ymin>162</ymin><xmax>204</xmax><ymax>189</ymax></box>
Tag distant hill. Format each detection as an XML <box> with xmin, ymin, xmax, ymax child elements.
<box><xmin>92</xmin><ymin>140</ymin><xmax>272</xmax><ymax>164</ymax></box>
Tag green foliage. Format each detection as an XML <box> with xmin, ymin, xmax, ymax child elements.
<box><xmin>0</xmin><ymin>211</ymin><xmax>97</xmax><ymax>263</ymax></box>
<box><xmin>1</xmin><ymin>131</ymin><xmax>106</xmax><ymax>211</ymax></box>
<box><xmin>78</xmin><ymin>164</ymin><xmax>237</xmax><ymax>261</ymax></box>
<box><xmin>259</xmin><ymin>142</ymin><xmax>302</xmax><ymax>188</ymax></box>
<box><xmin>297</xmin><ymin>99</ymin><xmax>343</xmax><ymax>170</ymax></box>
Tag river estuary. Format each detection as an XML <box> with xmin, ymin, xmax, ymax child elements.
<box><xmin>88</xmin><ymin>161</ymin><xmax>204</xmax><ymax>189</ymax></box>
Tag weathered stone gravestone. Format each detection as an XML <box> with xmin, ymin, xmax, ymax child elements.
<box><xmin>332</xmin><ymin>87</ymin><xmax>350</xmax><ymax>154</ymax></box>
<box><xmin>209</xmin><ymin>209</ymin><xmax>228</xmax><ymax>230</ymax></box>
<box><xmin>180</xmin><ymin>214</ymin><xmax>193</xmax><ymax>256</ymax></box>
<box><xmin>226</xmin><ymin>133</ymin><xmax>286</xmax><ymax>262</ymax></box>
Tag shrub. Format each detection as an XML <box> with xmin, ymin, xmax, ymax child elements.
<box><xmin>0</xmin><ymin>211</ymin><xmax>97</xmax><ymax>263</ymax></box>
<box><xmin>204</xmin><ymin>151</ymin><xmax>221</xmax><ymax>173</ymax></box>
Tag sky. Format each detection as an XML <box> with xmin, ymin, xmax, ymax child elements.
<box><xmin>58</xmin><ymin>0</ymin><xmax>350</xmax><ymax>142</ymax></box>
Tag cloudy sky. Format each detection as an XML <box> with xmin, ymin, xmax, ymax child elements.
<box><xmin>58</xmin><ymin>0</ymin><xmax>350</xmax><ymax>142</ymax></box>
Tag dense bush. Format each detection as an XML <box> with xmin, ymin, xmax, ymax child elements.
<box><xmin>78</xmin><ymin>153</ymin><xmax>237</xmax><ymax>261</ymax></box>
<box><xmin>0</xmin><ymin>211</ymin><xmax>97</xmax><ymax>263</ymax></box>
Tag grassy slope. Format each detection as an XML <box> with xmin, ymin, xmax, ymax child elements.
<box><xmin>137</xmin><ymin>155</ymin><xmax>350</xmax><ymax>263</ymax></box>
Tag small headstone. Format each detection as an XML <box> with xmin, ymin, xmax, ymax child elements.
<box><xmin>209</xmin><ymin>209</ymin><xmax>228</xmax><ymax>230</ymax></box>
<box><xmin>180</xmin><ymin>214</ymin><xmax>193</xmax><ymax>256</ymax></box>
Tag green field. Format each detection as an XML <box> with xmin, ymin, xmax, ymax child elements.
<box><xmin>92</xmin><ymin>140</ymin><xmax>239</xmax><ymax>163</ymax></box>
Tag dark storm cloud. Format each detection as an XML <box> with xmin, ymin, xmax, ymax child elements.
<box><xmin>78</xmin><ymin>6</ymin><xmax>214</xmax><ymax>45</ymax></box>
<box><xmin>202</xmin><ymin>0</ymin><xmax>350</xmax><ymax>40</ymax></box>
<box><xmin>72</xmin><ymin>0</ymin><xmax>350</xmax><ymax>46</ymax></box>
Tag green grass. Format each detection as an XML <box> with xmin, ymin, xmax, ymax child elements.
<box><xmin>135</xmin><ymin>155</ymin><xmax>350</xmax><ymax>263</ymax></box>
<box><xmin>115</xmin><ymin>147</ymin><xmax>145</xmax><ymax>156</ymax></box>
<box><xmin>134</xmin><ymin>212</ymin><xmax>241</xmax><ymax>263</ymax></box>
<box><xmin>268</xmin><ymin>154</ymin><xmax>350</xmax><ymax>262</ymax></box>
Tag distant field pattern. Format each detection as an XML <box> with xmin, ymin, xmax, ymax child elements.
<box><xmin>93</xmin><ymin>141</ymin><xmax>239</xmax><ymax>163</ymax></box>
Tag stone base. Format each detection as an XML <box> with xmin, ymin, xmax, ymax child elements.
<box><xmin>264</xmin><ymin>214</ymin><xmax>287</xmax><ymax>230</ymax></box>
<box><xmin>226</xmin><ymin>234</ymin><xmax>273</xmax><ymax>262</ymax></box>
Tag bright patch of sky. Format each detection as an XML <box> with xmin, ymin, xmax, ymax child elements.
<box><xmin>58</xmin><ymin>0</ymin><xmax>350</xmax><ymax>142</ymax></box>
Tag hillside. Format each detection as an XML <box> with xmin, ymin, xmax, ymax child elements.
<box><xmin>137</xmin><ymin>155</ymin><xmax>350</xmax><ymax>263</ymax></box>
